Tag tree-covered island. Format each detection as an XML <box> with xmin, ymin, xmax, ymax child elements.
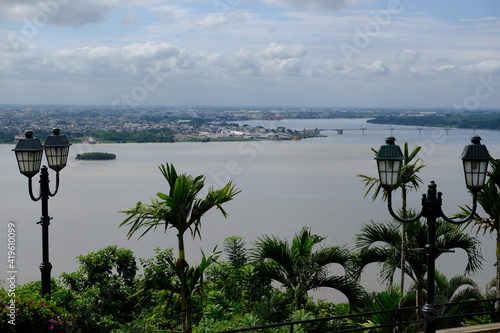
<box><xmin>75</xmin><ymin>152</ymin><xmax>116</xmax><ymax>160</ymax></box>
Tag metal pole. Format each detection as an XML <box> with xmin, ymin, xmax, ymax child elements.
<box><xmin>421</xmin><ymin>183</ymin><xmax>440</xmax><ymax>333</ymax></box>
<box><xmin>422</xmin><ymin>217</ymin><xmax>438</xmax><ymax>333</ymax></box>
<box><xmin>38</xmin><ymin>166</ymin><xmax>52</xmax><ymax>298</ymax></box>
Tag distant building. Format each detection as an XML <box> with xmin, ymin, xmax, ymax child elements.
<box><xmin>302</xmin><ymin>128</ymin><xmax>320</xmax><ymax>136</ymax></box>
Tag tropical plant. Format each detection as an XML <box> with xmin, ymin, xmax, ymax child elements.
<box><xmin>457</xmin><ymin>159</ymin><xmax>500</xmax><ymax>299</ymax></box>
<box><xmin>205</xmin><ymin>236</ymin><xmax>269</xmax><ymax>315</ymax></box>
<box><xmin>252</xmin><ymin>226</ymin><xmax>366</xmax><ymax>311</ymax></box>
<box><xmin>358</xmin><ymin>142</ymin><xmax>424</xmax><ymax>295</ymax></box>
<box><xmin>59</xmin><ymin>245</ymin><xmax>139</xmax><ymax>332</ymax></box>
<box><xmin>352</xmin><ymin>286</ymin><xmax>419</xmax><ymax>333</ymax></box>
<box><xmin>431</xmin><ymin>270</ymin><xmax>483</xmax><ymax>328</ymax></box>
<box><xmin>61</xmin><ymin>245</ymin><xmax>137</xmax><ymax>291</ymax></box>
<box><xmin>432</xmin><ymin>270</ymin><xmax>482</xmax><ymax>305</ymax></box>
<box><xmin>120</xmin><ymin>163</ymin><xmax>241</xmax><ymax>333</ymax></box>
<box><xmin>0</xmin><ymin>282</ymin><xmax>75</xmax><ymax>333</ymax></box>
<box><xmin>355</xmin><ymin>218</ymin><xmax>483</xmax><ymax>309</ymax></box>
<box><xmin>224</xmin><ymin>235</ymin><xmax>248</xmax><ymax>269</ymax></box>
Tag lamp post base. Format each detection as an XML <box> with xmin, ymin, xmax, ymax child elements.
<box><xmin>423</xmin><ymin>302</ymin><xmax>439</xmax><ymax>333</ymax></box>
<box><xmin>39</xmin><ymin>262</ymin><xmax>52</xmax><ymax>298</ymax></box>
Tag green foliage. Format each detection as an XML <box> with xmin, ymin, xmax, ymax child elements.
<box><xmin>61</xmin><ymin>245</ymin><xmax>137</xmax><ymax>290</ymax></box>
<box><xmin>116</xmin><ymin>290</ymin><xmax>181</xmax><ymax>332</ymax></box>
<box><xmin>429</xmin><ymin>271</ymin><xmax>484</xmax><ymax>329</ymax></box>
<box><xmin>59</xmin><ymin>245</ymin><xmax>139</xmax><ymax>332</ymax></box>
<box><xmin>355</xmin><ymin>217</ymin><xmax>484</xmax><ymax>310</ymax></box>
<box><xmin>0</xmin><ymin>282</ymin><xmax>75</xmax><ymax>333</ymax></box>
<box><xmin>367</xmin><ymin>287</ymin><xmax>404</xmax><ymax>333</ymax></box>
<box><xmin>194</xmin><ymin>313</ymin><xmax>261</xmax><ymax>333</ymax></box>
<box><xmin>252</xmin><ymin>226</ymin><xmax>366</xmax><ymax>311</ymax></box>
<box><xmin>286</xmin><ymin>309</ymin><xmax>315</xmax><ymax>333</ymax></box>
<box><xmin>120</xmin><ymin>163</ymin><xmax>241</xmax><ymax>241</ymax></box>
<box><xmin>88</xmin><ymin>129</ymin><xmax>174</xmax><ymax>143</ymax></box>
<box><xmin>367</xmin><ymin>113</ymin><xmax>500</xmax><ymax>130</ymax></box>
<box><xmin>0</xmin><ymin>131</ymin><xmax>16</xmax><ymax>143</ymax></box>
<box><xmin>120</xmin><ymin>163</ymin><xmax>240</xmax><ymax>333</ymax></box>
<box><xmin>1</xmin><ymin>236</ymin><xmax>494</xmax><ymax>332</ymax></box>
<box><xmin>75</xmin><ymin>152</ymin><xmax>116</xmax><ymax>160</ymax></box>
<box><xmin>224</xmin><ymin>236</ymin><xmax>247</xmax><ymax>269</ymax></box>
<box><xmin>137</xmin><ymin>248</ymin><xmax>176</xmax><ymax>305</ymax></box>
<box><xmin>206</xmin><ymin>237</ymin><xmax>270</xmax><ymax>312</ymax></box>
<box><xmin>357</xmin><ymin>217</ymin><xmax>484</xmax><ymax>281</ymax></box>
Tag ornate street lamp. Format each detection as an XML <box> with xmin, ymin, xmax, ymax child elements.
<box><xmin>461</xmin><ymin>136</ymin><xmax>491</xmax><ymax>192</ymax></box>
<box><xmin>375</xmin><ymin>136</ymin><xmax>404</xmax><ymax>191</ymax></box>
<box><xmin>374</xmin><ymin>135</ymin><xmax>490</xmax><ymax>333</ymax></box>
<box><xmin>13</xmin><ymin>129</ymin><xmax>71</xmax><ymax>298</ymax></box>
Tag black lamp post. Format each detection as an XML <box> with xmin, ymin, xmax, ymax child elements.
<box><xmin>13</xmin><ymin>129</ymin><xmax>71</xmax><ymax>298</ymax></box>
<box><xmin>374</xmin><ymin>135</ymin><xmax>490</xmax><ymax>333</ymax></box>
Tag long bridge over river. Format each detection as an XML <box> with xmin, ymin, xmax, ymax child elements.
<box><xmin>315</xmin><ymin>126</ymin><xmax>460</xmax><ymax>135</ymax></box>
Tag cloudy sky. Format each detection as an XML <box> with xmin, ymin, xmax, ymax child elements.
<box><xmin>1</xmin><ymin>0</ymin><xmax>499</xmax><ymax>108</ymax></box>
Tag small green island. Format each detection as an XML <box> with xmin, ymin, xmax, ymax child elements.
<box><xmin>75</xmin><ymin>152</ymin><xmax>116</xmax><ymax>160</ymax></box>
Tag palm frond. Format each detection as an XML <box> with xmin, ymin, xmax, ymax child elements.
<box><xmin>355</xmin><ymin>221</ymin><xmax>401</xmax><ymax>250</ymax></box>
<box><xmin>436</xmin><ymin>223</ymin><xmax>484</xmax><ymax>274</ymax></box>
<box><xmin>320</xmin><ymin>275</ymin><xmax>367</xmax><ymax>310</ymax></box>
<box><xmin>357</xmin><ymin>174</ymin><xmax>385</xmax><ymax>201</ymax></box>
<box><xmin>311</xmin><ymin>246</ymin><xmax>351</xmax><ymax>269</ymax></box>
<box><xmin>119</xmin><ymin>200</ymin><xmax>168</xmax><ymax>239</ymax></box>
<box><xmin>189</xmin><ymin>181</ymin><xmax>242</xmax><ymax>239</ymax></box>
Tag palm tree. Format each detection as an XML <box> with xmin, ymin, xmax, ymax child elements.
<box><xmin>205</xmin><ymin>237</ymin><xmax>270</xmax><ymax>317</ymax></box>
<box><xmin>358</xmin><ymin>142</ymin><xmax>424</xmax><ymax>295</ymax></box>
<box><xmin>432</xmin><ymin>270</ymin><xmax>482</xmax><ymax>305</ymax></box>
<box><xmin>353</xmin><ymin>286</ymin><xmax>416</xmax><ymax>333</ymax></box>
<box><xmin>252</xmin><ymin>226</ymin><xmax>366</xmax><ymax>310</ymax></box>
<box><xmin>458</xmin><ymin>159</ymin><xmax>500</xmax><ymax>300</ymax></box>
<box><xmin>120</xmin><ymin>163</ymin><xmax>241</xmax><ymax>333</ymax></box>
<box><xmin>355</xmin><ymin>218</ymin><xmax>483</xmax><ymax>309</ymax></box>
<box><xmin>421</xmin><ymin>270</ymin><xmax>483</xmax><ymax>328</ymax></box>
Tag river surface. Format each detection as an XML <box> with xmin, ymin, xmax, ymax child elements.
<box><xmin>1</xmin><ymin>118</ymin><xmax>500</xmax><ymax>301</ymax></box>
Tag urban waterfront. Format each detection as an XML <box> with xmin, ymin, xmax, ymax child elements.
<box><xmin>2</xmin><ymin>118</ymin><xmax>500</xmax><ymax>302</ymax></box>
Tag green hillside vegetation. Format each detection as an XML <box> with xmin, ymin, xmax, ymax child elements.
<box><xmin>87</xmin><ymin>129</ymin><xmax>175</xmax><ymax>143</ymax></box>
<box><xmin>368</xmin><ymin>113</ymin><xmax>500</xmax><ymax>129</ymax></box>
<box><xmin>75</xmin><ymin>152</ymin><xmax>116</xmax><ymax>160</ymax></box>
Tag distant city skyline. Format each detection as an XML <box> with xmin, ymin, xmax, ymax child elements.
<box><xmin>1</xmin><ymin>0</ymin><xmax>499</xmax><ymax>109</ymax></box>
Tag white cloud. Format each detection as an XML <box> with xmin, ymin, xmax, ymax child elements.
<box><xmin>121</xmin><ymin>42</ymin><xmax>180</xmax><ymax>61</ymax></box>
<box><xmin>360</xmin><ymin>60</ymin><xmax>390</xmax><ymax>75</ymax></box>
<box><xmin>262</xmin><ymin>0</ymin><xmax>368</xmax><ymax>10</ymax></box>
<box><xmin>152</xmin><ymin>4</ymin><xmax>192</xmax><ymax>24</ymax></box>
<box><xmin>261</xmin><ymin>58</ymin><xmax>304</xmax><ymax>76</ymax></box>
<box><xmin>1</xmin><ymin>1</ymin><xmax>499</xmax><ymax>107</ymax></box>
<box><xmin>221</xmin><ymin>48</ymin><xmax>260</xmax><ymax>75</ymax></box>
<box><xmin>460</xmin><ymin>17</ymin><xmax>500</xmax><ymax>22</ymax></box>
<box><xmin>9</xmin><ymin>40</ymin><xmax>496</xmax><ymax>88</ymax></box>
<box><xmin>261</xmin><ymin>43</ymin><xmax>307</xmax><ymax>59</ymax></box>
<box><xmin>1</xmin><ymin>42</ymin><xmax>190</xmax><ymax>79</ymax></box>
<box><xmin>395</xmin><ymin>49</ymin><xmax>420</xmax><ymax>64</ymax></box>
<box><xmin>0</xmin><ymin>0</ymin><xmax>110</xmax><ymax>27</ymax></box>
<box><xmin>0</xmin><ymin>0</ymin><xmax>166</xmax><ymax>27</ymax></box>
<box><xmin>437</xmin><ymin>65</ymin><xmax>456</xmax><ymax>72</ymax></box>
<box><xmin>194</xmin><ymin>14</ymin><xmax>230</xmax><ymax>28</ymax></box>
<box><xmin>465</xmin><ymin>60</ymin><xmax>500</xmax><ymax>74</ymax></box>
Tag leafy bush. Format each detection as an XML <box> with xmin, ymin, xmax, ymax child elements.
<box><xmin>0</xmin><ymin>282</ymin><xmax>75</xmax><ymax>333</ymax></box>
<box><xmin>58</xmin><ymin>245</ymin><xmax>139</xmax><ymax>332</ymax></box>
